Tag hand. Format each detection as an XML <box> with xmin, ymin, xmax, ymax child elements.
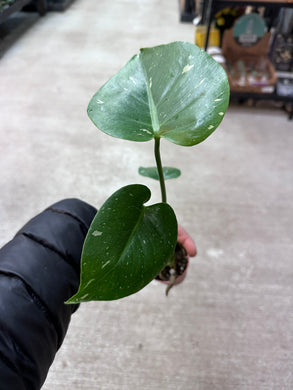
<box><xmin>178</xmin><ymin>225</ymin><xmax>197</xmax><ymax>257</ymax></box>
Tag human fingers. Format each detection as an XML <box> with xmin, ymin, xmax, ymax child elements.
<box><xmin>177</xmin><ymin>225</ymin><xmax>197</xmax><ymax>257</ymax></box>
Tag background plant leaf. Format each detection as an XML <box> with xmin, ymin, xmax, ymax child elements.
<box><xmin>138</xmin><ymin>166</ymin><xmax>181</xmax><ymax>180</ymax></box>
<box><xmin>67</xmin><ymin>184</ymin><xmax>177</xmax><ymax>302</ymax></box>
<box><xmin>88</xmin><ymin>41</ymin><xmax>229</xmax><ymax>146</ymax></box>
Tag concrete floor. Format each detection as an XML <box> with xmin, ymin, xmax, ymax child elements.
<box><xmin>1</xmin><ymin>1</ymin><xmax>293</xmax><ymax>389</ymax></box>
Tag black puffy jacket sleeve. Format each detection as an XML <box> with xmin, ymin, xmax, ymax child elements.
<box><xmin>0</xmin><ymin>198</ymin><xmax>96</xmax><ymax>390</ymax></box>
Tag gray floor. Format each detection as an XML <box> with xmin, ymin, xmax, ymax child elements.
<box><xmin>1</xmin><ymin>1</ymin><xmax>293</xmax><ymax>389</ymax></box>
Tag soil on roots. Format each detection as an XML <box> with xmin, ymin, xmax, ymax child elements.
<box><xmin>156</xmin><ymin>243</ymin><xmax>188</xmax><ymax>282</ymax></box>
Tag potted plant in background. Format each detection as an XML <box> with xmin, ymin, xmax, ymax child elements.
<box><xmin>67</xmin><ymin>41</ymin><xmax>230</xmax><ymax>303</ymax></box>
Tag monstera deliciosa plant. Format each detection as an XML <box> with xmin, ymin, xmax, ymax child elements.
<box><xmin>67</xmin><ymin>41</ymin><xmax>229</xmax><ymax>303</ymax></box>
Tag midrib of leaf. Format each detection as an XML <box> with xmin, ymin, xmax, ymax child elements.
<box><xmin>140</xmin><ymin>60</ymin><xmax>160</xmax><ymax>134</ymax></box>
<box><xmin>89</xmin><ymin>205</ymin><xmax>146</xmax><ymax>286</ymax></box>
<box><xmin>156</xmin><ymin>70</ymin><xmax>182</xmax><ymax>109</ymax></box>
<box><xmin>159</xmin><ymin>90</ymin><xmax>206</xmax><ymax>131</ymax></box>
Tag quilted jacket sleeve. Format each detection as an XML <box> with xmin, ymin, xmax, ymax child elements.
<box><xmin>0</xmin><ymin>198</ymin><xmax>96</xmax><ymax>390</ymax></box>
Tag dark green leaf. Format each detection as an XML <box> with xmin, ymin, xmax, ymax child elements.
<box><xmin>88</xmin><ymin>41</ymin><xmax>229</xmax><ymax>146</ymax></box>
<box><xmin>138</xmin><ymin>166</ymin><xmax>181</xmax><ymax>180</ymax></box>
<box><xmin>67</xmin><ymin>184</ymin><xmax>177</xmax><ymax>302</ymax></box>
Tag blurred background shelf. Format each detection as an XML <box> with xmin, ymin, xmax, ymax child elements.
<box><xmin>47</xmin><ymin>0</ymin><xmax>74</xmax><ymax>12</ymax></box>
<box><xmin>196</xmin><ymin>0</ymin><xmax>293</xmax><ymax>118</ymax></box>
<box><xmin>0</xmin><ymin>0</ymin><xmax>47</xmax><ymax>24</ymax></box>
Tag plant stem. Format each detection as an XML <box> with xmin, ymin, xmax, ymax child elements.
<box><xmin>154</xmin><ymin>137</ymin><xmax>167</xmax><ymax>203</ymax></box>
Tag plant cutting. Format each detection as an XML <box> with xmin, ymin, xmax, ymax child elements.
<box><xmin>67</xmin><ymin>41</ymin><xmax>229</xmax><ymax>303</ymax></box>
